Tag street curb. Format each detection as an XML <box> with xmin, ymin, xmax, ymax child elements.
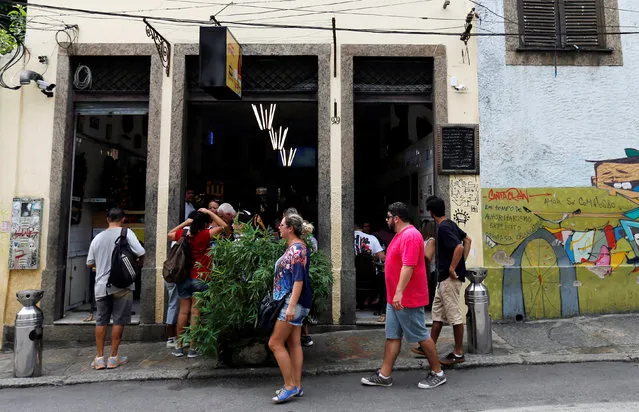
<box><xmin>1</xmin><ymin>352</ymin><xmax>637</xmax><ymax>389</ymax></box>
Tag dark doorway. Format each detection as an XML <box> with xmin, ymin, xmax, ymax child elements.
<box><xmin>353</xmin><ymin>102</ymin><xmax>435</xmax><ymax>319</ymax></box>
<box><xmin>185</xmin><ymin>102</ymin><xmax>319</xmax><ymax>231</ymax></box>
<box><xmin>61</xmin><ymin>111</ymin><xmax>148</xmax><ymax>323</ymax></box>
<box><xmin>354</xmin><ymin>102</ymin><xmax>435</xmax><ymax>231</ymax></box>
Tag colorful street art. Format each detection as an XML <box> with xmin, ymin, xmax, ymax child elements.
<box><xmin>482</xmin><ymin>149</ymin><xmax>639</xmax><ymax>320</ymax></box>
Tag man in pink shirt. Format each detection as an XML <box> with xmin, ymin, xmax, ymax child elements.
<box><xmin>361</xmin><ymin>202</ymin><xmax>446</xmax><ymax>389</ymax></box>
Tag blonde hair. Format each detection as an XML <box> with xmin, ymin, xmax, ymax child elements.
<box><xmin>302</xmin><ymin>220</ymin><xmax>314</xmax><ymax>237</ymax></box>
<box><xmin>283</xmin><ymin>213</ymin><xmax>314</xmax><ymax>238</ymax></box>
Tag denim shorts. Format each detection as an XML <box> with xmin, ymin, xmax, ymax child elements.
<box><xmin>177</xmin><ymin>277</ymin><xmax>208</xmax><ymax>300</ymax></box>
<box><xmin>277</xmin><ymin>295</ymin><xmax>310</xmax><ymax>327</ymax></box>
<box><xmin>385</xmin><ymin>303</ymin><xmax>430</xmax><ymax>343</ymax></box>
<box><xmin>165</xmin><ymin>281</ymin><xmax>179</xmax><ymax>325</ymax></box>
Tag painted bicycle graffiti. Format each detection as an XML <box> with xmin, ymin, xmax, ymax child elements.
<box><xmin>482</xmin><ymin>149</ymin><xmax>639</xmax><ymax>320</ymax></box>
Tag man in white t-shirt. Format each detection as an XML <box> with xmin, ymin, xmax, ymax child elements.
<box><xmin>185</xmin><ymin>188</ymin><xmax>196</xmax><ymax>220</ymax></box>
<box><xmin>355</xmin><ymin>224</ymin><xmax>384</xmax><ymax>258</ymax></box>
<box><xmin>355</xmin><ymin>223</ymin><xmax>385</xmax><ymax>308</ymax></box>
<box><xmin>86</xmin><ymin>208</ymin><xmax>145</xmax><ymax>370</ymax></box>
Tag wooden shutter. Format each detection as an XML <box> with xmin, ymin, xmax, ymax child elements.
<box><xmin>560</xmin><ymin>0</ymin><xmax>602</xmax><ymax>48</ymax></box>
<box><xmin>519</xmin><ymin>0</ymin><xmax>559</xmax><ymax>48</ymax></box>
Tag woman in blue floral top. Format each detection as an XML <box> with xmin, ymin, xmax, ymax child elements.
<box><xmin>269</xmin><ymin>213</ymin><xmax>313</xmax><ymax>404</ymax></box>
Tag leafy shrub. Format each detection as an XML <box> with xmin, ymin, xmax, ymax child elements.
<box><xmin>182</xmin><ymin>223</ymin><xmax>333</xmax><ymax>359</ymax></box>
<box><xmin>0</xmin><ymin>5</ymin><xmax>26</xmax><ymax>56</ymax></box>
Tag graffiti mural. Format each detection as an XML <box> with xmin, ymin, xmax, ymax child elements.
<box><xmin>482</xmin><ymin>149</ymin><xmax>639</xmax><ymax>320</ymax></box>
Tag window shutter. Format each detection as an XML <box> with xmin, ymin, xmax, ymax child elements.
<box><xmin>519</xmin><ymin>0</ymin><xmax>559</xmax><ymax>48</ymax></box>
<box><xmin>560</xmin><ymin>0</ymin><xmax>601</xmax><ymax>48</ymax></box>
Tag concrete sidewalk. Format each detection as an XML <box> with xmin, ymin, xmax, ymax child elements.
<box><xmin>1</xmin><ymin>313</ymin><xmax>639</xmax><ymax>389</ymax></box>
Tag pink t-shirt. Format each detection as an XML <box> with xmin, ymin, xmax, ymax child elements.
<box><xmin>385</xmin><ymin>225</ymin><xmax>429</xmax><ymax>308</ymax></box>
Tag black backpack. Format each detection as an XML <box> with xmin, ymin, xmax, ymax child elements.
<box><xmin>108</xmin><ymin>227</ymin><xmax>140</xmax><ymax>289</ymax></box>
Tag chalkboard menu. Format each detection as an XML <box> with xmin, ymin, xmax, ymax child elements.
<box><xmin>436</xmin><ymin>124</ymin><xmax>479</xmax><ymax>174</ymax></box>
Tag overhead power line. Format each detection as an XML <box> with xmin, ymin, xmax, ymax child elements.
<box><xmin>29</xmin><ymin>0</ymin><xmax>466</xmax><ymax>23</ymax></box>
<box><xmin>466</xmin><ymin>0</ymin><xmax>518</xmax><ymax>25</ymax></box>
<box><xmin>3</xmin><ymin>0</ymin><xmax>639</xmax><ymax>37</ymax></box>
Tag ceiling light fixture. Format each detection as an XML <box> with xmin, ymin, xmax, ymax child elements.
<box><xmin>279</xmin><ymin>147</ymin><xmax>297</xmax><ymax>167</ymax></box>
<box><xmin>251</xmin><ymin>103</ymin><xmax>276</xmax><ymax>131</ymax></box>
<box><xmin>268</xmin><ymin>126</ymin><xmax>289</xmax><ymax>151</ymax></box>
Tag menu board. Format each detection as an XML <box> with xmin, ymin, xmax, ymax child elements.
<box><xmin>9</xmin><ymin>198</ymin><xmax>43</xmax><ymax>270</ymax></box>
<box><xmin>436</xmin><ymin>124</ymin><xmax>479</xmax><ymax>174</ymax></box>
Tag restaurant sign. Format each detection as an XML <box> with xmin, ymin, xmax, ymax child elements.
<box><xmin>199</xmin><ymin>26</ymin><xmax>243</xmax><ymax>99</ymax></box>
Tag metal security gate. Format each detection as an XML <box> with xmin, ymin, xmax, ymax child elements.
<box><xmin>70</xmin><ymin>56</ymin><xmax>151</xmax><ymax>94</ymax></box>
<box><xmin>353</xmin><ymin>57</ymin><xmax>433</xmax><ymax>102</ymax></box>
<box><xmin>186</xmin><ymin>55</ymin><xmax>318</xmax><ymax>101</ymax></box>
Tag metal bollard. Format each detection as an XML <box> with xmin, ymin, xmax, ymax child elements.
<box><xmin>465</xmin><ymin>269</ymin><xmax>492</xmax><ymax>354</ymax></box>
<box><xmin>14</xmin><ymin>290</ymin><xmax>44</xmax><ymax>378</ymax></box>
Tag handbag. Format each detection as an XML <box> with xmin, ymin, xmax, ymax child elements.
<box><xmin>258</xmin><ymin>294</ymin><xmax>288</xmax><ymax>333</ymax></box>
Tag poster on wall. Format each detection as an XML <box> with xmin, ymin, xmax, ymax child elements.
<box><xmin>8</xmin><ymin>198</ymin><xmax>43</xmax><ymax>270</ymax></box>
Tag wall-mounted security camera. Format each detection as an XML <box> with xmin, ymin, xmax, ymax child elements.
<box><xmin>450</xmin><ymin>76</ymin><xmax>468</xmax><ymax>92</ymax></box>
<box><xmin>19</xmin><ymin>70</ymin><xmax>56</xmax><ymax>98</ymax></box>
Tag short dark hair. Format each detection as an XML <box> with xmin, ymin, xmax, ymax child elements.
<box><xmin>107</xmin><ymin>208</ymin><xmax>125</xmax><ymax>222</ymax></box>
<box><xmin>426</xmin><ymin>195</ymin><xmax>446</xmax><ymax>217</ymax></box>
<box><xmin>388</xmin><ymin>202</ymin><xmax>410</xmax><ymax>222</ymax></box>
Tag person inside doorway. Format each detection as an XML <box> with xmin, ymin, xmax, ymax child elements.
<box><xmin>373</xmin><ymin>223</ymin><xmax>395</xmax><ymax>322</ymax></box>
<box><xmin>208</xmin><ymin>199</ymin><xmax>221</xmax><ymax>215</ymax></box>
<box><xmin>185</xmin><ymin>188</ymin><xmax>196</xmax><ymax>219</ymax></box>
<box><xmin>355</xmin><ymin>222</ymin><xmax>385</xmax><ymax>309</ymax></box>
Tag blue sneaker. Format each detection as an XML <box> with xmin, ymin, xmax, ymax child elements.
<box><xmin>275</xmin><ymin>386</ymin><xmax>303</xmax><ymax>397</ymax></box>
<box><xmin>272</xmin><ymin>386</ymin><xmax>299</xmax><ymax>403</ymax></box>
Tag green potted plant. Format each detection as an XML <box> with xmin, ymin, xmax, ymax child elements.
<box><xmin>182</xmin><ymin>223</ymin><xmax>333</xmax><ymax>365</ymax></box>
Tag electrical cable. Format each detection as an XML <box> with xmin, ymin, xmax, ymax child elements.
<box><xmin>605</xmin><ymin>6</ymin><xmax>639</xmax><ymax>14</ymax></box>
<box><xmin>28</xmin><ymin>0</ymin><xmax>462</xmax><ymax>23</ymax></box>
<box><xmin>25</xmin><ymin>0</ymin><xmax>368</xmax><ymax>19</ymax></box>
<box><xmin>2</xmin><ymin>0</ymin><xmax>639</xmax><ymax>37</ymax></box>
<box><xmin>54</xmin><ymin>24</ymin><xmax>78</xmax><ymax>51</ymax></box>
<box><xmin>0</xmin><ymin>37</ymin><xmax>25</xmax><ymax>89</ymax></box>
<box><xmin>466</xmin><ymin>0</ymin><xmax>518</xmax><ymax>25</ymax></box>
<box><xmin>73</xmin><ymin>64</ymin><xmax>92</xmax><ymax>90</ymax></box>
<box><xmin>232</xmin><ymin>7</ymin><xmax>464</xmax><ymax>24</ymax></box>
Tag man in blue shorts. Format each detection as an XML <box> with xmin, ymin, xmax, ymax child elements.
<box><xmin>360</xmin><ymin>202</ymin><xmax>446</xmax><ymax>389</ymax></box>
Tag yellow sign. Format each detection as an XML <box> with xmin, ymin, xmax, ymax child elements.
<box><xmin>226</xmin><ymin>30</ymin><xmax>242</xmax><ymax>98</ymax></box>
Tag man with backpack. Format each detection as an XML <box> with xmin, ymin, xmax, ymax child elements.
<box><xmin>424</xmin><ymin>196</ymin><xmax>472</xmax><ymax>366</ymax></box>
<box><xmin>86</xmin><ymin>208</ymin><xmax>145</xmax><ymax>370</ymax></box>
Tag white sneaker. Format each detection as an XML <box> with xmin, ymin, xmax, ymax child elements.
<box><xmin>166</xmin><ymin>338</ymin><xmax>177</xmax><ymax>349</ymax></box>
